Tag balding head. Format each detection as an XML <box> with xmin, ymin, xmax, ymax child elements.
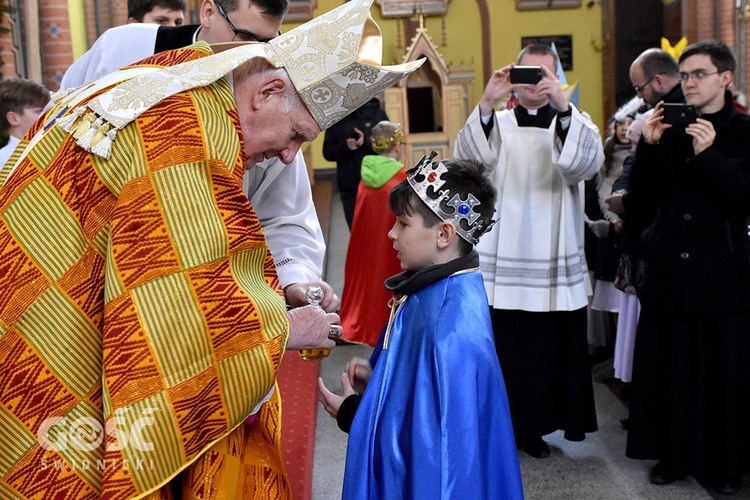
<box><xmin>629</xmin><ymin>48</ymin><xmax>681</xmax><ymax>106</ymax></box>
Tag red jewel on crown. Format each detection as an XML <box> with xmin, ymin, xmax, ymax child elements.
<box><xmin>427</xmin><ymin>172</ymin><xmax>437</xmax><ymax>182</ymax></box>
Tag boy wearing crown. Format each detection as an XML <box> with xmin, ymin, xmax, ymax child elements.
<box><xmin>319</xmin><ymin>153</ymin><xmax>524</xmax><ymax>499</ymax></box>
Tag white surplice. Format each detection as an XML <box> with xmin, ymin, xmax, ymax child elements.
<box><xmin>455</xmin><ymin>104</ymin><xmax>604</xmax><ymax>312</ymax></box>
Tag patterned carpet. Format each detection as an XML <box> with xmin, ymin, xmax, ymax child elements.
<box><xmin>278</xmin><ymin>353</ymin><xmax>321</xmax><ymax>500</ymax></box>
<box><xmin>276</xmin><ymin>170</ymin><xmax>335</xmax><ymax>500</ymax></box>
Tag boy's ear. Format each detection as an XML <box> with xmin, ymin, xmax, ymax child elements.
<box><xmin>436</xmin><ymin>221</ymin><xmax>457</xmax><ymax>249</ymax></box>
<box><xmin>5</xmin><ymin>111</ymin><xmax>20</xmax><ymax>128</ymax></box>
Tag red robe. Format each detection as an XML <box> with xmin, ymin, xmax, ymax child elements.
<box><xmin>339</xmin><ymin>163</ymin><xmax>405</xmax><ymax>346</ymax></box>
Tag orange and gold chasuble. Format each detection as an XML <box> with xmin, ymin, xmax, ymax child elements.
<box><xmin>0</xmin><ymin>45</ymin><xmax>292</xmax><ymax>499</ymax></box>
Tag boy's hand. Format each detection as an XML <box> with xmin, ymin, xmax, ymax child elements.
<box><xmin>345</xmin><ymin>357</ymin><xmax>373</xmax><ymax>395</ymax></box>
<box><xmin>318</xmin><ymin>374</ymin><xmax>356</xmax><ymax>419</ymax></box>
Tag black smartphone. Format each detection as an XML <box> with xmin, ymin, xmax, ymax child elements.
<box><xmin>509</xmin><ymin>66</ymin><xmax>544</xmax><ymax>85</ymax></box>
<box><xmin>349</xmin><ymin>131</ymin><xmax>360</xmax><ymax>139</ymax></box>
<box><xmin>662</xmin><ymin>103</ymin><xmax>697</xmax><ymax>125</ymax></box>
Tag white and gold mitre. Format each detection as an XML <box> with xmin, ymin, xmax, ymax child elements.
<box><xmin>49</xmin><ymin>0</ymin><xmax>422</xmax><ymax>159</ymax></box>
<box><xmin>265</xmin><ymin>0</ymin><xmax>424</xmax><ymax>130</ymax></box>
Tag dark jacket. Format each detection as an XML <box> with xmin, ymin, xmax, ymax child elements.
<box><xmin>627</xmin><ymin>90</ymin><xmax>750</xmax><ymax>313</ymax></box>
<box><xmin>617</xmin><ymin>83</ymin><xmax>685</xmax><ymax>195</ymax></box>
<box><xmin>620</xmin><ymin>84</ymin><xmax>685</xmax><ymax>259</ymax></box>
<box><xmin>322</xmin><ymin>98</ymin><xmax>388</xmax><ymax>193</ymax></box>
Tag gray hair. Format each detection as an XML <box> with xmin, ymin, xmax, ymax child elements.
<box><xmin>235</xmin><ymin>56</ymin><xmax>306</xmax><ymax>114</ymax></box>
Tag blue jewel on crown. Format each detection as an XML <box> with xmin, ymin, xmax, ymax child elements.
<box><xmin>446</xmin><ymin>193</ymin><xmax>481</xmax><ymax>226</ymax></box>
<box><xmin>406</xmin><ymin>151</ymin><xmax>493</xmax><ymax>245</ymax></box>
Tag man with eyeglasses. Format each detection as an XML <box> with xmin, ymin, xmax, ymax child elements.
<box><xmin>625</xmin><ymin>40</ymin><xmax>750</xmax><ymax>495</ymax></box>
<box><xmin>60</xmin><ymin>0</ymin><xmax>341</xmax><ymax>312</ymax></box>
<box><xmin>605</xmin><ymin>49</ymin><xmax>684</xmax><ymax>227</ymax></box>
<box><xmin>62</xmin><ymin>0</ymin><xmax>287</xmax><ymax>89</ymax></box>
<box><xmin>629</xmin><ymin>48</ymin><xmax>683</xmax><ymax>108</ymax></box>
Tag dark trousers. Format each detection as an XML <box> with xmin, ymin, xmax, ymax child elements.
<box><xmin>490</xmin><ymin>307</ymin><xmax>598</xmax><ymax>441</ymax></box>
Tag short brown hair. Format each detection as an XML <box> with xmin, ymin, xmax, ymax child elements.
<box><xmin>0</xmin><ymin>78</ymin><xmax>50</xmax><ymax>131</ymax></box>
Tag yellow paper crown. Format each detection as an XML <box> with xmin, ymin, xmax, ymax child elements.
<box><xmin>661</xmin><ymin>37</ymin><xmax>688</xmax><ymax>60</ymax></box>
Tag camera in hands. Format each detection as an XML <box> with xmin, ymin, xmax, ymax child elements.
<box><xmin>661</xmin><ymin>103</ymin><xmax>697</xmax><ymax>126</ymax></box>
<box><xmin>509</xmin><ymin>66</ymin><xmax>544</xmax><ymax>86</ymax></box>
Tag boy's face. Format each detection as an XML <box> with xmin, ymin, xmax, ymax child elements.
<box><xmin>141</xmin><ymin>7</ymin><xmax>186</xmax><ymax>26</ymax></box>
<box><xmin>10</xmin><ymin>106</ymin><xmax>44</xmax><ymax>138</ymax></box>
<box><xmin>388</xmin><ymin>210</ymin><xmax>441</xmax><ymax>271</ymax></box>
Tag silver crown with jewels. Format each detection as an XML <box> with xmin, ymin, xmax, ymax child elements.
<box><xmin>406</xmin><ymin>152</ymin><xmax>495</xmax><ymax>245</ymax></box>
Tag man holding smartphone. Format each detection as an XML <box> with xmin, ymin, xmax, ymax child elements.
<box><xmin>606</xmin><ymin>48</ymin><xmax>685</xmax><ymax>215</ymax></box>
<box><xmin>625</xmin><ymin>40</ymin><xmax>750</xmax><ymax>495</ymax></box>
<box><xmin>454</xmin><ymin>43</ymin><xmax>604</xmax><ymax>459</ymax></box>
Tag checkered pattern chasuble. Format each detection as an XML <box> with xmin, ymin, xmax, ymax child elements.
<box><xmin>0</xmin><ymin>45</ymin><xmax>291</xmax><ymax>499</ymax></box>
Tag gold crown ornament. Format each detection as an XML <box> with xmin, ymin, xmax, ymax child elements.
<box><xmin>407</xmin><ymin>152</ymin><xmax>496</xmax><ymax>245</ymax></box>
<box><xmin>52</xmin><ymin>0</ymin><xmax>424</xmax><ymax>159</ymax></box>
<box><xmin>371</xmin><ymin>123</ymin><xmax>404</xmax><ymax>152</ymax></box>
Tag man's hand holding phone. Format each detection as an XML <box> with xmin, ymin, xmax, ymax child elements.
<box><xmin>644</xmin><ymin>102</ymin><xmax>714</xmax><ymax>154</ymax></box>
<box><xmin>643</xmin><ymin>102</ymin><xmax>674</xmax><ymax>144</ymax></box>
<box><xmin>685</xmin><ymin>117</ymin><xmax>716</xmax><ymax>156</ymax></box>
<box><xmin>479</xmin><ymin>64</ymin><xmax>515</xmax><ymax>115</ymax></box>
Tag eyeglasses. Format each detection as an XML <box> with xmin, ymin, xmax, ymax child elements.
<box><xmin>633</xmin><ymin>75</ymin><xmax>657</xmax><ymax>94</ymax></box>
<box><xmin>215</xmin><ymin>1</ymin><xmax>278</xmax><ymax>43</ymax></box>
<box><xmin>678</xmin><ymin>70</ymin><xmax>720</xmax><ymax>83</ymax></box>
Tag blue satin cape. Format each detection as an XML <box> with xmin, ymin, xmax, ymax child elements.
<box><xmin>342</xmin><ymin>269</ymin><xmax>524</xmax><ymax>499</ymax></box>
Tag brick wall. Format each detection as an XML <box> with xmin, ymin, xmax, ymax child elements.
<box><xmin>683</xmin><ymin>0</ymin><xmax>748</xmax><ymax>97</ymax></box>
<box><xmin>39</xmin><ymin>0</ymin><xmax>74</xmax><ymax>90</ymax></box>
<box><xmin>0</xmin><ymin>4</ymin><xmax>18</xmax><ymax>79</ymax></box>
